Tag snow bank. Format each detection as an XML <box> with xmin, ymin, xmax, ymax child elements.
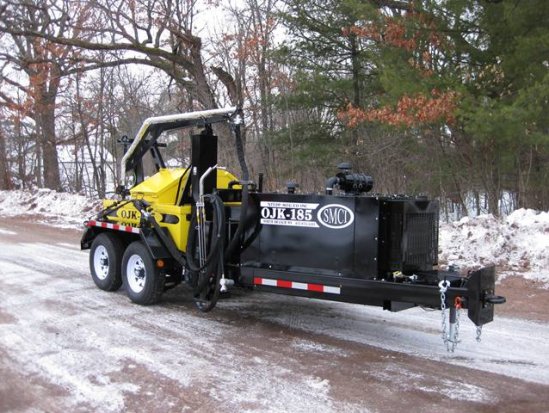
<box><xmin>0</xmin><ymin>189</ymin><xmax>101</xmax><ymax>228</ymax></box>
<box><xmin>439</xmin><ymin>209</ymin><xmax>549</xmax><ymax>285</ymax></box>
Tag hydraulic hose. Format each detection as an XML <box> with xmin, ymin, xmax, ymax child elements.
<box><xmin>132</xmin><ymin>199</ymin><xmax>187</xmax><ymax>268</ymax></box>
<box><xmin>95</xmin><ymin>199</ymin><xmax>133</xmax><ymax>221</ymax></box>
<box><xmin>186</xmin><ymin>193</ymin><xmax>226</xmax><ymax>309</ymax></box>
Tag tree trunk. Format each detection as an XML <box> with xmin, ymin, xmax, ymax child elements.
<box><xmin>35</xmin><ymin>140</ymin><xmax>43</xmax><ymax>188</ymax></box>
<box><xmin>36</xmin><ymin>102</ymin><xmax>62</xmax><ymax>190</ymax></box>
<box><xmin>350</xmin><ymin>34</ymin><xmax>361</xmax><ymax>148</ymax></box>
<box><xmin>485</xmin><ymin>145</ymin><xmax>501</xmax><ymax>216</ymax></box>
<box><xmin>0</xmin><ymin>128</ymin><xmax>12</xmax><ymax>189</ymax></box>
<box><xmin>34</xmin><ymin>68</ymin><xmax>62</xmax><ymax>191</ymax></box>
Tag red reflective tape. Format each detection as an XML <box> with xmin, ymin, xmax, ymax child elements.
<box><xmin>253</xmin><ymin>277</ymin><xmax>340</xmax><ymax>295</ymax></box>
<box><xmin>277</xmin><ymin>279</ymin><xmax>292</xmax><ymax>289</ymax></box>
<box><xmin>87</xmin><ymin>220</ymin><xmax>140</xmax><ymax>234</ymax></box>
<box><xmin>307</xmin><ymin>283</ymin><xmax>324</xmax><ymax>293</ymax></box>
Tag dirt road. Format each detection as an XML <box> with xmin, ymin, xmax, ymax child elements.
<box><xmin>1</xmin><ymin>217</ymin><xmax>548</xmax><ymax>412</ymax></box>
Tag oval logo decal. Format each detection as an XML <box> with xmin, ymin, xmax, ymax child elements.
<box><xmin>317</xmin><ymin>204</ymin><xmax>354</xmax><ymax>229</ymax></box>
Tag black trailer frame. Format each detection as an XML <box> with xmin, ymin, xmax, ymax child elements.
<box><xmin>240</xmin><ymin>266</ymin><xmax>499</xmax><ymax>326</ymax></box>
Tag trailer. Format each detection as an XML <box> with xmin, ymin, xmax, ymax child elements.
<box><xmin>81</xmin><ymin>107</ymin><xmax>505</xmax><ymax>351</ymax></box>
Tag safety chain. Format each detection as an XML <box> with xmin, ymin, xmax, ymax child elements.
<box><xmin>439</xmin><ymin>280</ymin><xmax>487</xmax><ymax>350</ymax></box>
<box><xmin>438</xmin><ymin>280</ymin><xmax>462</xmax><ymax>352</ymax></box>
<box><xmin>439</xmin><ymin>280</ymin><xmax>449</xmax><ymax>345</ymax></box>
<box><xmin>476</xmin><ymin>325</ymin><xmax>483</xmax><ymax>343</ymax></box>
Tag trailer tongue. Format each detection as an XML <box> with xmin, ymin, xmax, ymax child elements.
<box><xmin>81</xmin><ymin>107</ymin><xmax>505</xmax><ymax>351</ymax></box>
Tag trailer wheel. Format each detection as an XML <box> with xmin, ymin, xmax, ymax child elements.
<box><xmin>90</xmin><ymin>233</ymin><xmax>124</xmax><ymax>291</ymax></box>
<box><xmin>122</xmin><ymin>241</ymin><xmax>165</xmax><ymax>305</ymax></box>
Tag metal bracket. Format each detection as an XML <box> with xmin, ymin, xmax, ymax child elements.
<box><xmin>466</xmin><ymin>266</ymin><xmax>504</xmax><ymax>326</ymax></box>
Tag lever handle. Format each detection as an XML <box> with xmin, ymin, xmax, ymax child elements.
<box><xmin>485</xmin><ymin>294</ymin><xmax>506</xmax><ymax>305</ymax></box>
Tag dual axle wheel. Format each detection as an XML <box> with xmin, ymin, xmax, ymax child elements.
<box><xmin>89</xmin><ymin>233</ymin><xmax>164</xmax><ymax>305</ymax></box>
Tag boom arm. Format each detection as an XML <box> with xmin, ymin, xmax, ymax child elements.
<box><xmin>120</xmin><ymin>106</ymin><xmax>237</xmax><ymax>185</ymax></box>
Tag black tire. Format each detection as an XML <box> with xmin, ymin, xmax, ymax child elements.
<box><xmin>89</xmin><ymin>232</ymin><xmax>124</xmax><ymax>291</ymax></box>
<box><xmin>122</xmin><ymin>241</ymin><xmax>165</xmax><ymax>305</ymax></box>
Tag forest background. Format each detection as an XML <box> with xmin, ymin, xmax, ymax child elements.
<box><xmin>0</xmin><ymin>0</ymin><xmax>547</xmax><ymax>219</ymax></box>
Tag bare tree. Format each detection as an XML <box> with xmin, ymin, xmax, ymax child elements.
<box><xmin>210</xmin><ymin>0</ymin><xmax>281</xmax><ymax>184</ymax></box>
<box><xmin>2</xmin><ymin>1</ymin><xmax>232</xmax><ymax>108</ymax></box>
<box><xmin>0</xmin><ymin>0</ymin><xmax>104</xmax><ymax>190</ymax></box>
<box><xmin>1</xmin><ymin>0</ymin><xmax>255</xmax><ymax>177</ymax></box>
<box><xmin>0</xmin><ymin>118</ymin><xmax>12</xmax><ymax>190</ymax></box>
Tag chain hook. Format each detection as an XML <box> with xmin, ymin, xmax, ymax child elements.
<box><xmin>438</xmin><ymin>279</ymin><xmax>451</xmax><ymax>292</ymax></box>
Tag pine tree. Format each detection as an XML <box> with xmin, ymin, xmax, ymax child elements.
<box><xmin>280</xmin><ymin>0</ymin><xmax>549</xmax><ymax>211</ymax></box>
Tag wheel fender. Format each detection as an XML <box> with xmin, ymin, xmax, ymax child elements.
<box><xmin>139</xmin><ymin>227</ymin><xmax>171</xmax><ymax>259</ymax></box>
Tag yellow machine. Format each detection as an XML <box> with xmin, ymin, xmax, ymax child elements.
<box><xmin>82</xmin><ymin>107</ymin><xmax>247</xmax><ymax>311</ymax></box>
<box><xmin>102</xmin><ymin>168</ymin><xmax>239</xmax><ymax>251</ymax></box>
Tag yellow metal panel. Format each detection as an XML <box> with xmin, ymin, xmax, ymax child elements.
<box><xmin>151</xmin><ymin>204</ymin><xmax>192</xmax><ymax>251</ymax></box>
<box><xmin>103</xmin><ymin>201</ymin><xmax>145</xmax><ymax>227</ymax></box>
<box><xmin>102</xmin><ymin>167</ymin><xmax>241</xmax><ymax>252</ymax></box>
<box><xmin>217</xmin><ymin>169</ymin><xmax>240</xmax><ymax>189</ymax></box>
<box><xmin>130</xmin><ymin>168</ymin><xmax>188</xmax><ymax>204</ymax></box>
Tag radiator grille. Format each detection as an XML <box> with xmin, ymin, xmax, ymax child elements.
<box><xmin>377</xmin><ymin>198</ymin><xmax>439</xmax><ymax>275</ymax></box>
<box><xmin>404</xmin><ymin>212</ymin><xmax>438</xmax><ymax>269</ymax></box>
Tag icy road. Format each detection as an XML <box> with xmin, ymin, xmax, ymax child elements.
<box><xmin>0</xmin><ymin>218</ymin><xmax>548</xmax><ymax>412</ymax></box>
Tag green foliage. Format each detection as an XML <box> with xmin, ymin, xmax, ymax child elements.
<box><xmin>276</xmin><ymin>0</ymin><xmax>382</xmax><ymax>173</ymax></box>
<box><xmin>277</xmin><ymin>0</ymin><xmax>548</xmax><ymax>211</ymax></box>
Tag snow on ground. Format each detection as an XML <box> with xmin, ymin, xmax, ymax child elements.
<box><xmin>0</xmin><ymin>189</ymin><xmax>100</xmax><ymax>228</ymax></box>
<box><xmin>0</xmin><ymin>242</ymin><xmax>368</xmax><ymax>412</ymax></box>
<box><xmin>236</xmin><ymin>294</ymin><xmax>549</xmax><ymax>385</ymax></box>
<box><xmin>439</xmin><ymin>209</ymin><xmax>549</xmax><ymax>285</ymax></box>
<box><xmin>0</xmin><ymin>189</ymin><xmax>547</xmax><ymax>284</ymax></box>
